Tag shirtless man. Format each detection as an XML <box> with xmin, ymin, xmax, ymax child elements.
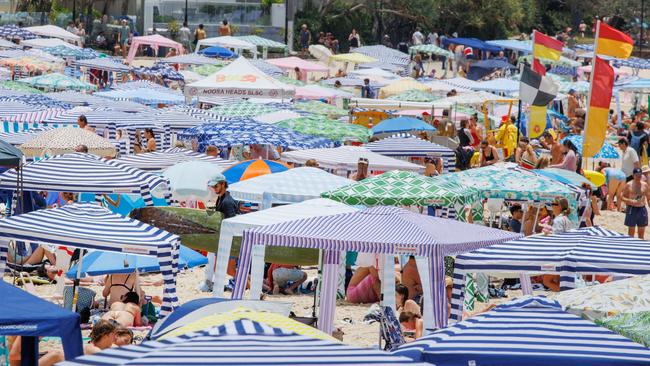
<box><xmin>401</xmin><ymin>256</ymin><xmax>422</xmax><ymax>302</ymax></box>
<box><xmin>542</xmin><ymin>131</ymin><xmax>563</xmax><ymax>165</ymax></box>
<box><xmin>622</xmin><ymin>167</ymin><xmax>650</xmax><ymax>238</ymax></box>
<box><xmin>102</xmin><ymin>291</ymin><xmax>141</xmax><ymax>327</ymax></box>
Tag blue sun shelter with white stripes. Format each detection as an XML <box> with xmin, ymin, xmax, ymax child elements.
<box><xmin>450</xmin><ymin>227</ymin><xmax>650</xmax><ymax>322</ymax></box>
<box><xmin>0</xmin><ymin>203</ymin><xmax>181</xmax><ymax>316</ymax></box>
<box><xmin>0</xmin><ymin>153</ymin><xmax>170</xmax><ymax>206</ymax></box>
<box><xmin>60</xmin><ymin>318</ymin><xmax>428</xmax><ymax>366</ymax></box>
<box><xmin>232</xmin><ymin>206</ymin><xmax>521</xmax><ymax>334</ymax></box>
<box><xmin>395</xmin><ymin>296</ymin><xmax>650</xmax><ymax>366</ymax></box>
<box><xmin>364</xmin><ymin>135</ymin><xmax>456</xmax><ymax>173</ymax></box>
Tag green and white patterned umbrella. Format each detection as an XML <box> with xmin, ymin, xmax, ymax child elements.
<box><xmin>191</xmin><ymin>63</ymin><xmax>225</xmax><ymax>76</ymax></box>
<box><xmin>236</xmin><ymin>35</ymin><xmax>288</xmax><ymax>51</ymax></box>
<box><xmin>386</xmin><ymin>89</ymin><xmax>437</xmax><ymax>102</ymax></box>
<box><xmin>322</xmin><ymin>170</ymin><xmax>480</xmax><ymax>211</ymax></box>
<box><xmin>277</xmin><ymin>116</ymin><xmax>371</xmax><ymax>142</ymax></box>
<box><xmin>294</xmin><ymin>101</ymin><xmax>349</xmax><ymax>117</ymax></box>
<box><xmin>0</xmin><ymin>80</ymin><xmax>43</xmax><ymax>94</ymax></box>
<box><xmin>209</xmin><ymin>101</ymin><xmax>280</xmax><ymax>118</ymax></box>
<box><xmin>409</xmin><ymin>44</ymin><xmax>453</xmax><ymax>58</ymax></box>
<box><xmin>16</xmin><ymin>73</ymin><xmax>96</xmax><ymax>91</ymax></box>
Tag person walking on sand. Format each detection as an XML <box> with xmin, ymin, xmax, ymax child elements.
<box><xmin>622</xmin><ymin>167</ymin><xmax>650</xmax><ymax>239</ymax></box>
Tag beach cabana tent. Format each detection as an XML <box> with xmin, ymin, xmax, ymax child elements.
<box><xmin>74</xmin><ymin>57</ymin><xmax>131</xmax><ymax>73</ymax></box>
<box><xmin>198</xmin><ymin>45</ymin><xmax>237</xmax><ymax>58</ymax></box>
<box><xmin>116</xmin><ymin>147</ymin><xmax>233</xmax><ymax>171</ymax></box>
<box><xmin>157</xmin><ymin>53</ymin><xmax>216</xmax><ymax>66</ymax></box>
<box><xmin>294</xmin><ymin>100</ymin><xmax>348</xmax><ymax>117</ymax></box>
<box><xmin>371</xmin><ymin>116</ymin><xmax>436</xmax><ymax>135</ymax></box>
<box><xmin>20</xmin><ymin>37</ymin><xmax>78</xmax><ymax>50</ymax></box>
<box><xmin>0</xmin><ymin>25</ymin><xmax>37</xmax><ymax>40</ymax></box>
<box><xmin>126</xmin><ymin>34</ymin><xmax>184</xmax><ymax>63</ymax></box>
<box><xmin>0</xmin><ymin>281</ymin><xmax>83</xmax><ymax>363</ymax></box>
<box><xmin>229</xmin><ymin>167</ymin><xmax>353</xmax><ymax>208</ymax></box>
<box><xmin>19</xmin><ymin>126</ymin><xmax>116</xmax><ymax>157</ymax></box>
<box><xmin>266</xmin><ymin>56</ymin><xmax>328</xmax><ymax>73</ymax></box>
<box><xmin>61</xmin><ymin>318</ymin><xmax>427</xmax><ymax>366</ymax></box>
<box><xmin>211</xmin><ymin>198</ymin><xmax>359</xmax><ymax>298</ymax></box>
<box><xmin>94</xmin><ymin>88</ymin><xmax>185</xmax><ymax>106</ymax></box>
<box><xmin>474</xmin><ymin>78</ymin><xmax>520</xmax><ymax>94</ymax></box>
<box><xmin>353</xmin><ymin>45</ymin><xmax>411</xmax><ymax>66</ymax></box>
<box><xmin>364</xmin><ymin>136</ymin><xmax>455</xmax><ymax>172</ymax></box>
<box><xmin>236</xmin><ymin>35</ymin><xmax>288</xmax><ymax>58</ymax></box>
<box><xmin>450</xmin><ymin>227</ymin><xmax>650</xmax><ymax>322</ymax></box>
<box><xmin>441</xmin><ymin>37</ymin><xmax>502</xmax><ymax>53</ymax></box>
<box><xmin>184</xmin><ymin>57</ymin><xmax>294</xmax><ymax>101</ymax></box>
<box><xmin>396</xmin><ymin>296</ymin><xmax>650</xmax><ymax>366</ymax></box>
<box><xmin>0</xmin><ymin>137</ymin><xmax>22</xmax><ymax>166</ymax></box>
<box><xmin>295</xmin><ymin>84</ymin><xmax>353</xmax><ymax>100</ymax></box>
<box><xmin>25</xmin><ymin>25</ymin><xmax>81</xmax><ymax>45</ymax></box>
<box><xmin>409</xmin><ymin>44</ymin><xmax>453</xmax><ymax>58</ymax></box>
<box><xmin>0</xmin><ymin>153</ymin><xmax>168</xmax><ymax>205</ymax></box>
<box><xmin>196</xmin><ymin>36</ymin><xmax>257</xmax><ymax>56</ymax></box>
<box><xmin>0</xmin><ymin>203</ymin><xmax>180</xmax><ymax>316</ymax></box>
<box><xmin>281</xmin><ymin>145</ymin><xmax>424</xmax><ymax>173</ymax></box>
<box><xmin>232</xmin><ymin>206</ymin><xmax>521</xmax><ymax>333</ymax></box>
<box><xmin>322</xmin><ymin>170</ymin><xmax>479</xmax><ymax>212</ymax></box>
<box><xmin>386</xmin><ymin>89</ymin><xmax>437</xmax><ymax>102</ymax></box>
<box><xmin>277</xmin><ymin>116</ymin><xmax>371</xmax><ymax>142</ymax></box>
<box><xmin>467</xmin><ymin>59</ymin><xmax>516</xmax><ymax>81</ymax></box>
<box><xmin>330</xmin><ymin>52</ymin><xmax>377</xmax><ymax>64</ymax></box>
<box><xmin>16</xmin><ymin>73</ymin><xmax>96</xmax><ymax>91</ymax></box>
<box><xmin>349</xmin><ymin>67</ymin><xmax>400</xmax><ymax>79</ymax></box>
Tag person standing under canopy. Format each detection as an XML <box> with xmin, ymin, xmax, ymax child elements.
<box><xmin>77</xmin><ymin>115</ymin><xmax>94</xmax><ymax>132</ymax></box>
<box><xmin>494</xmin><ymin>115</ymin><xmax>517</xmax><ymax>159</ymax></box>
<box><xmin>622</xmin><ymin>167</ymin><xmax>650</xmax><ymax>239</ymax></box>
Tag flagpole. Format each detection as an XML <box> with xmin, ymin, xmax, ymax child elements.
<box><xmin>582</xmin><ymin>20</ymin><xmax>601</xmax><ymax>156</ymax></box>
<box><xmin>516</xmin><ymin>100</ymin><xmax>522</xmax><ymax>146</ymax></box>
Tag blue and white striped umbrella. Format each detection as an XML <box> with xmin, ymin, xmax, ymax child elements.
<box><xmin>364</xmin><ymin>135</ymin><xmax>456</xmax><ymax>173</ymax></box>
<box><xmin>354</xmin><ymin>45</ymin><xmax>411</xmax><ymax>66</ymax></box>
<box><xmin>116</xmin><ymin>147</ymin><xmax>234</xmax><ymax>171</ymax></box>
<box><xmin>396</xmin><ymin>296</ymin><xmax>650</xmax><ymax>366</ymax></box>
<box><xmin>0</xmin><ymin>94</ymin><xmax>72</xmax><ymax>109</ymax></box>
<box><xmin>43</xmin><ymin>110</ymin><xmax>159</xmax><ymax>130</ymax></box>
<box><xmin>153</xmin><ymin>108</ymin><xmax>214</xmax><ymax>132</ymax></box>
<box><xmin>0</xmin><ymin>127</ymin><xmax>53</xmax><ymax>145</ymax></box>
<box><xmin>60</xmin><ymin>318</ymin><xmax>427</xmax><ymax>366</ymax></box>
<box><xmin>0</xmin><ymin>203</ymin><xmax>180</xmax><ymax>316</ymax></box>
<box><xmin>95</xmin><ymin>88</ymin><xmax>186</xmax><ymax>106</ymax></box>
<box><xmin>74</xmin><ymin>57</ymin><xmax>131</xmax><ymax>72</ymax></box>
<box><xmin>132</xmin><ymin>64</ymin><xmax>184</xmax><ymax>82</ymax></box>
<box><xmin>249</xmin><ymin>59</ymin><xmax>286</xmax><ymax>76</ymax></box>
<box><xmin>561</xmin><ymin>134</ymin><xmax>620</xmax><ymax>159</ymax></box>
<box><xmin>450</xmin><ymin>227</ymin><xmax>650</xmax><ymax>322</ymax></box>
<box><xmin>43</xmin><ymin>45</ymin><xmax>99</xmax><ymax>60</ymax></box>
<box><xmin>112</xmin><ymin>80</ymin><xmax>170</xmax><ymax>91</ymax></box>
<box><xmin>614</xmin><ymin>57</ymin><xmax>650</xmax><ymax>70</ymax></box>
<box><xmin>157</xmin><ymin>53</ymin><xmax>216</xmax><ymax>66</ymax></box>
<box><xmin>0</xmin><ymin>152</ymin><xmax>167</xmax><ymax>198</ymax></box>
<box><xmin>44</xmin><ymin>91</ymin><xmax>111</xmax><ymax>106</ymax></box>
<box><xmin>0</xmin><ymin>25</ymin><xmax>37</xmax><ymax>40</ymax></box>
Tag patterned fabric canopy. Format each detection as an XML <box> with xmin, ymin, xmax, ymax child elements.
<box><xmin>157</xmin><ymin>53</ymin><xmax>217</xmax><ymax>65</ymax></box>
<box><xmin>354</xmin><ymin>45</ymin><xmax>411</xmax><ymax>66</ymax></box>
<box><xmin>519</xmin><ymin>54</ymin><xmax>581</xmax><ymax>67</ymax></box>
<box><xmin>294</xmin><ymin>100</ymin><xmax>348</xmax><ymax>117</ymax></box>
<box><xmin>282</xmin><ymin>145</ymin><xmax>423</xmax><ymax>172</ymax></box>
<box><xmin>74</xmin><ymin>57</ymin><xmax>131</xmax><ymax>72</ymax></box>
<box><xmin>237</xmin><ymin>35</ymin><xmax>288</xmax><ymax>50</ymax></box>
<box><xmin>561</xmin><ymin>134</ymin><xmax>619</xmax><ymax>159</ymax></box>
<box><xmin>433</xmin><ymin>163</ymin><xmax>578</xmax><ymax>203</ymax></box>
<box><xmin>0</xmin><ymin>94</ymin><xmax>71</xmax><ymax>109</ymax></box>
<box><xmin>132</xmin><ymin>63</ymin><xmax>184</xmax><ymax>82</ymax></box>
<box><xmin>277</xmin><ymin>116</ymin><xmax>371</xmax><ymax>143</ymax></box>
<box><xmin>16</xmin><ymin>73</ymin><xmax>96</xmax><ymax>91</ymax></box>
<box><xmin>190</xmin><ymin>63</ymin><xmax>225</xmax><ymax>76</ymax></box>
<box><xmin>61</xmin><ymin>318</ymin><xmax>425</xmax><ymax>366</ymax></box>
<box><xmin>322</xmin><ymin>170</ymin><xmax>479</xmax><ymax>210</ymax></box>
<box><xmin>209</xmin><ymin>101</ymin><xmax>280</xmax><ymax>118</ymax></box>
<box><xmin>42</xmin><ymin>45</ymin><xmax>99</xmax><ymax>60</ymax></box>
<box><xmin>397</xmin><ymin>296</ymin><xmax>650</xmax><ymax>366</ymax></box>
<box><xmin>249</xmin><ymin>59</ymin><xmax>286</xmax><ymax>76</ymax></box>
<box><xmin>0</xmin><ymin>127</ymin><xmax>53</xmax><ymax>145</ymax></box>
<box><xmin>275</xmin><ymin>75</ymin><xmax>306</xmax><ymax>86</ymax></box>
<box><xmin>0</xmin><ymin>25</ymin><xmax>37</xmax><ymax>40</ymax></box>
<box><xmin>0</xmin><ymin>80</ymin><xmax>43</xmax><ymax>94</ymax></box>
<box><xmin>364</xmin><ymin>136</ymin><xmax>455</xmax><ymax>172</ymax></box>
<box><xmin>19</xmin><ymin>126</ymin><xmax>116</xmax><ymax>157</ymax></box>
<box><xmin>116</xmin><ymin>147</ymin><xmax>234</xmax><ymax>171</ymax></box>
<box><xmin>409</xmin><ymin>44</ymin><xmax>453</xmax><ymax>57</ymax></box>
<box><xmin>95</xmin><ymin>88</ymin><xmax>185</xmax><ymax>105</ymax></box>
<box><xmin>386</xmin><ymin>89</ymin><xmax>437</xmax><ymax>102</ymax></box>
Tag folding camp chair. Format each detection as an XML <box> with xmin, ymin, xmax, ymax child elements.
<box><xmin>379</xmin><ymin>306</ymin><xmax>406</xmax><ymax>351</ymax></box>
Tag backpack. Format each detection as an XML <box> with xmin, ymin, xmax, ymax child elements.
<box><xmin>630</xmin><ymin>132</ymin><xmax>645</xmax><ymax>152</ymax></box>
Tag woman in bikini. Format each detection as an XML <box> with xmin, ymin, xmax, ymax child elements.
<box><xmin>102</xmin><ymin>273</ymin><xmax>143</xmax><ymax>306</ymax></box>
<box><xmin>515</xmin><ymin>136</ymin><xmax>538</xmax><ymax>169</ymax></box>
<box><xmin>144</xmin><ymin>128</ymin><xmax>156</xmax><ymax>152</ymax></box>
<box><xmin>479</xmin><ymin>140</ymin><xmax>499</xmax><ymax>167</ymax></box>
<box><xmin>102</xmin><ymin>291</ymin><xmax>141</xmax><ymax>327</ymax></box>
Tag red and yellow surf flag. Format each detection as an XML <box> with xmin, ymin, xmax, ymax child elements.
<box><xmin>583</xmin><ymin>56</ymin><xmax>615</xmax><ymax>157</ymax></box>
<box><xmin>595</xmin><ymin>22</ymin><xmax>634</xmax><ymax>59</ymax></box>
<box><xmin>533</xmin><ymin>30</ymin><xmax>563</xmax><ymax>61</ymax></box>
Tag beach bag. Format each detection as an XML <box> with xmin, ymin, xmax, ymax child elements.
<box><xmin>141</xmin><ymin>296</ymin><xmax>157</xmax><ymax>324</ymax></box>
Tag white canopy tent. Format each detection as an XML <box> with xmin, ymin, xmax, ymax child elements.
<box><xmin>196</xmin><ymin>36</ymin><xmax>257</xmax><ymax>57</ymax></box>
<box><xmin>20</xmin><ymin>38</ymin><xmax>80</xmax><ymax>49</ymax></box>
<box><xmin>25</xmin><ymin>25</ymin><xmax>82</xmax><ymax>45</ymax></box>
<box><xmin>281</xmin><ymin>146</ymin><xmax>424</xmax><ymax>173</ymax></box>
<box><xmin>184</xmin><ymin>57</ymin><xmax>294</xmax><ymax>101</ymax></box>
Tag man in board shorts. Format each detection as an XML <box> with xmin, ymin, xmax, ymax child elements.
<box><xmin>622</xmin><ymin>167</ymin><xmax>650</xmax><ymax>239</ymax></box>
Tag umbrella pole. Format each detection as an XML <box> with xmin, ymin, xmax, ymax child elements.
<box><xmin>516</xmin><ymin>100</ymin><xmax>522</xmax><ymax>146</ymax></box>
<box><xmin>313</xmin><ymin>249</ymin><xmax>323</xmax><ymax>319</ymax></box>
<box><xmin>72</xmin><ymin>251</ymin><xmax>84</xmax><ymax>313</ymax></box>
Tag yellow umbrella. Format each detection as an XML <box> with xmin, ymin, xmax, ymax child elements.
<box><xmin>329</xmin><ymin>52</ymin><xmax>376</xmax><ymax>64</ymax></box>
<box><xmin>379</xmin><ymin>77</ymin><xmax>432</xmax><ymax>98</ymax></box>
<box><xmin>161</xmin><ymin>307</ymin><xmax>339</xmax><ymax>342</ymax></box>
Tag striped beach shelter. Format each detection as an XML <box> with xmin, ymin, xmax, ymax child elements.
<box><xmin>0</xmin><ymin>127</ymin><xmax>53</xmax><ymax>145</ymax></box>
<box><xmin>60</xmin><ymin>318</ymin><xmax>427</xmax><ymax>366</ymax></box>
<box><xmin>0</xmin><ymin>203</ymin><xmax>180</xmax><ymax>316</ymax></box>
<box><xmin>116</xmin><ymin>147</ymin><xmax>234</xmax><ymax>171</ymax></box>
<box><xmin>395</xmin><ymin>296</ymin><xmax>650</xmax><ymax>366</ymax></box>
<box><xmin>450</xmin><ymin>227</ymin><xmax>650</xmax><ymax>322</ymax></box>
<box><xmin>232</xmin><ymin>206</ymin><xmax>521</xmax><ymax>333</ymax></box>
<box><xmin>364</xmin><ymin>136</ymin><xmax>456</xmax><ymax>173</ymax></box>
<box><xmin>0</xmin><ymin>153</ymin><xmax>168</xmax><ymax>206</ymax></box>
<box><xmin>281</xmin><ymin>146</ymin><xmax>424</xmax><ymax>173</ymax></box>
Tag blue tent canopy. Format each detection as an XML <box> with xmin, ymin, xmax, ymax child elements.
<box><xmin>442</xmin><ymin>37</ymin><xmax>502</xmax><ymax>52</ymax></box>
<box><xmin>66</xmin><ymin>245</ymin><xmax>207</xmax><ymax>278</ymax></box>
<box><xmin>199</xmin><ymin>46</ymin><xmax>237</xmax><ymax>58</ymax></box>
<box><xmin>0</xmin><ymin>281</ymin><xmax>83</xmax><ymax>363</ymax></box>
<box><xmin>0</xmin><ymin>137</ymin><xmax>22</xmax><ymax>166</ymax></box>
<box><xmin>395</xmin><ymin>296</ymin><xmax>650</xmax><ymax>366</ymax></box>
<box><xmin>371</xmin><ymin>117</ymin><xmax>436</xmax><ymax>135</ymax></box>
<box><xmin>467</xmin><ymin>59</ymin><xmax>515</xmax><ymax>80</ymax></box>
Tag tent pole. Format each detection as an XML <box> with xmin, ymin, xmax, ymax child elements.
<box><xmin>72</xmin><ymin>251</ymin><xmax>84</xmax><ymax>313</ymax></box>
<box><xmin>516</xmin><ymin>99</ymin><xmax>522</xmax><ymax>146</ymax></box>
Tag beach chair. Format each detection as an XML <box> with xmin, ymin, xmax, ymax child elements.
<box><xmin>15</xmin><ymin>271</ymin><xmax>63</xmax><ymax>304</ymax></box>
<box><xmin>63</xmin><ymin>286</ymin><xmax>96</xmax><ymax>314</ymax></box>
<box><xmin>379</xmin><ymin>306</ymin><xmax>406</xmax><ymax>351</ymax></box>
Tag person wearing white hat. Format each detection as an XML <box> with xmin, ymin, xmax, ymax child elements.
<box><xmin>207</xmin><ymin>173</ymin><xmax>239</xmax><ymax>219</ymax></box>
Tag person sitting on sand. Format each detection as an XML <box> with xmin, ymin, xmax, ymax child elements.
<box><xmin>267</xmin><ymin>263</ymin><xmax>307</xmax><ymax>295</ymax></box>
<box><xmin>7</xmin><ymin>242</ymin><xmax>56</xmax><ymax>266</ymax></box>
<box><xmin>399</xmin><ymin>311</ymin><xmax>423</xmax><ymax>341</ymax></box>
<box><xmin>102</xmin><ymin>291</ymin><xmax>142</xmax><ymax>327</ymax></box>
<box><xmin>102</xmin><ymin>273</ymin><xmax>144</xmax><ymax>306</ymax></box>
<box><xmin>86</xmin><ymin>320</ymin><xmax>116</xmax><ymax>355</ymax></box>
<box><xmin>395</xmin><ymin>284</ymin><xmax>421</xmax><ymax>316</ymax></box>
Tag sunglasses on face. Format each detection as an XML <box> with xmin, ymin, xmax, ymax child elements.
<box><xmin>551</xmin><ymin>202</ymin><xmax>559</xmax><ymax>206</ymax></box>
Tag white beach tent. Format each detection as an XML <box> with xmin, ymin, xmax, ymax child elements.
<box><xmin>195</xmin><ymin>36</ymin><xmax>257</xmax><ymax>57</ymax></box>
<box><xmin>184</xmin><ymin>57</ymin><xmax>294</xmax><ymax>101</ymax></box>
<box><xmin>25</xmin><ymin>25</ymin><xmax>82</xmax><ymax>45</ymax></box>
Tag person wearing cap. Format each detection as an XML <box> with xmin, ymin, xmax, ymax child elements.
<box><xmin>622</xmin><ymin>167</ymin><xmax>650</xmax><ymax>239</ymax></box>
<box><xmin>619</xmin><ymin>137</ymin><xmax>640</xmax><ymax>182</ymax></box>
<box><xmin>207</xmin><ymin>173</ymin><xmax>239</xmax><ymax>219</ymax></box>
